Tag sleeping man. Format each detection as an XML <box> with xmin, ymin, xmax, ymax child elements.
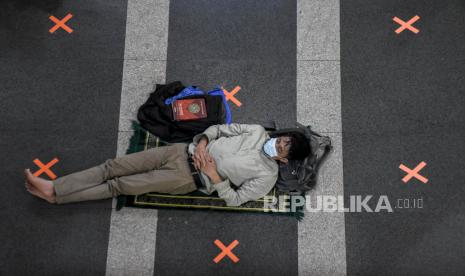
<box><xmin>24</xmin><ymin>123</ymin><xmax>310</xmax><ymax>207</ymax></box>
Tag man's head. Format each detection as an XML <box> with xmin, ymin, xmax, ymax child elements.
<box><xmin>264</xmin><ymin>132</ymin><xmax>311</xmax><ymax>164</ymax></box>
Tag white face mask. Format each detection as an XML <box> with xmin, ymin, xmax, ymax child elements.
<box><xmin>263</xmin><ymin>138</ymin><xmax>278</xmax><ymax>157</ymax></box>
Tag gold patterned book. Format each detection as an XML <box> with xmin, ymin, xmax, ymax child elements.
<box><xmin>172</xmin><ymin>98</ymin><xmax>207</xmax><ymax>121</ymax></box>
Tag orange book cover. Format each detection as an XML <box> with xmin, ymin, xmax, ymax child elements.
<box><xmin>172</xmin><ymin>98</ymin><xmax>208</xmax><ymax>121</ymax></box>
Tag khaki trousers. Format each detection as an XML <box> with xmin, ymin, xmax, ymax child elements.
<box><xmin>52</xmin><ymin>143</ymin><xmax>197</xmax><ymax>204</ymax></box>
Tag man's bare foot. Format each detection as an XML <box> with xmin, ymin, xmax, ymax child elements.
<box><xmin>25</xmin><ymin>181</ymin><xmax>56</xmax><ymax>204</ymax></box>
<box><xmin>24</xmin><ymin>169</ymin><xmax>56</xmax><ymax>203</ymax></box>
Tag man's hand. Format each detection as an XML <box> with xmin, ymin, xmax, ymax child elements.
<box><xmin>195</xmin><ymin>153</ymin><xmax>223</xmax><ymax>184</ymax></box>
<box><xmin>193</xmin><ymin>136</ymin><xmax>209</xmax><ymax>170</ymax></box>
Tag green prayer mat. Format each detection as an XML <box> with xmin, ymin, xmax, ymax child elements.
<box><xmin>117</xmin><ymin>121</ymin><xmax>304</xmax><ymax>220</ymax></box>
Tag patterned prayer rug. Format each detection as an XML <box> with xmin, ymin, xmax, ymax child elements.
<box><xmin>117</xmin><ymin>121</ymin><xmax>304</xmax><ymax>219</ymax></box>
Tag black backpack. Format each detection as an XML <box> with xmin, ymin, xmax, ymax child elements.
<box><xmin>270</xmin><ymin>123</ymin><xmax>332</xmax><ymax>193</ymax></box>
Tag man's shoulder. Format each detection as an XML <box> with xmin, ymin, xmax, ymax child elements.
<box><xmin>245</xmin><ymin>124</ymin><xmax>266</xmax><ymax>136</ymax></box>
<box><xmin>256</xmin><ymin>151</ymin><xmax>279</xmax><ymax>174</ymax></box>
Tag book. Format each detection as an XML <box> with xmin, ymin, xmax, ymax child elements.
<box><xmin>172</xmin><ymin>98</ymin><xmax>208</xmax><ymax>121</ymax></box>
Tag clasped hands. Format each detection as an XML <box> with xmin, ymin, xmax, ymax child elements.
<box><xmin>192</xmin><ymin>137</ymin><xmax>223</xmax><ymax>184</ymax></box>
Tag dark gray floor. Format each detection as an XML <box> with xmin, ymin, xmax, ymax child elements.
<box><xmin>155</xmin><ymin>0</ymin><xmax>298</xmax><ymax>275</ymax></box>
<box><xmin>3</xmin><ymin>0</ymin><xmax>465</xmax><ymax>274</ymax></box>
<box><xmin>341</xmin><ymin>0</ymin><xmax>465</xmax><ymax>275</ymax></box>
<box><xmin>0</xmin><ymin>0</ymin><xmax>127</xmax><ymax>274</ymax></box>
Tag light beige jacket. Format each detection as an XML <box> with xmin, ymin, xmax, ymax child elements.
<box><xmin>188</xmin><ymin>123</ymin><xmax>279</xmax><ymax>206</ymax></box>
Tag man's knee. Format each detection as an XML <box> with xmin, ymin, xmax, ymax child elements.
<box><xmin>101</xmin><ymin>158</ymin><xmax>118</xmax><ymax>179</ymax></box>
<box><xmin>107</xmin><ymin>178</ymin><xmax>127</xmax><ymax>196</ymax></box>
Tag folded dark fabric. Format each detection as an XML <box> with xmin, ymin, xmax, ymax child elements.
<box><xmin>137</xmin><ymin>81</ymin><xmax>225</xmax><ymax>142</ymax></box>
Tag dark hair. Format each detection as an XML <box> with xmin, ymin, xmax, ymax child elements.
<box><xmin>278</xmin><ymin>132</ymin><xmax>311</xmax><ymax>160</ymax></box>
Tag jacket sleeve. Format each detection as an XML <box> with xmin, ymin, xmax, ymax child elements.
<box><xmin>214</xmin><ymin>174</ymin><xmax>277</xmax><ymax>207</ymax></box>
<box><xmin>192</xmin><ymin>123</ymin><xmax>265</xmax><ymax>145</ymax></box>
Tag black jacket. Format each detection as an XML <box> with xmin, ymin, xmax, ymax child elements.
<box><xmin>137</xmin><ymin>81</ymin><xmax>225</xmax><ymax>142</ymax></box>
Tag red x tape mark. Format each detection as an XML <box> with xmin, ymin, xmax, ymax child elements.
<box><xmin>33</xmin><ymin>158</ymin><xmax>59</xmax><ymax>180</ymax></box>
<box><xmin>221</xmin><ymin>86</ymin><xmax>242</xmax><ymax>107</ymax></box>
<box><xmin>213</xmin><ymin>239</ymin><xmax>239</xmax><ymax>263</ymax></box>
<box><xmin>393</xmin><ymin>15</ymin><xmax>420</xmax><ymax>34</ymax></box>
<box><xmin>49</xmin><ymin>13</ymin><xmax>73</xmax><ymax>34</ymax></box>
<box><xmin>399</xmin><ymin>161</ymin><xmax>428</xmax><ymax>184</ymax></box>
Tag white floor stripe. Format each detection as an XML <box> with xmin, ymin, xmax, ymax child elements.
<box><xmin>297</xmin><ymin>0</ymin><xmax>347</xmax><ymax>275</ymax></box>
<box><xmin>105</xmin><ymin>0</ymin><xmax>170</xmax><ymax>275</ymax></box>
